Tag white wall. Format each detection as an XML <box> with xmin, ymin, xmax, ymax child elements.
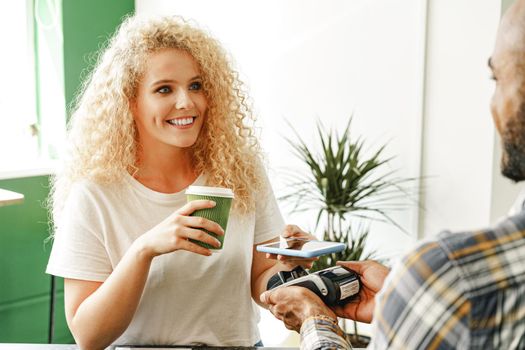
<box><xmin>420</xmin><ymin>0</ymin><xmax>523</xmax><ymax>237</ymax></box>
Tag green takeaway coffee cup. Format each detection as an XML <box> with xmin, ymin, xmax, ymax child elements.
<box><xmin>186</xmin><ymin>185</ymin><xmax>234</xmax><ymax>251</ymax></box>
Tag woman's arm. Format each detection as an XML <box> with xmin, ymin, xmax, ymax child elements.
<box><xmin>251</xmin><ymin>225</ymin><xmax>316</xmax><ymax>308</ymax></box>
<box><xmin>64</xmin><ymin>200</ymin><xmax>223</xmax><ymax>350</ymax></box>
<box><xmin>251</xmin><ymin>237</ymin><xmax>284</xmax><ymax>308</ymax></box>
<box><xmin>65</xmin><ymin>240</ymin><xmax>152</xmax><ymax>350</ymax></box>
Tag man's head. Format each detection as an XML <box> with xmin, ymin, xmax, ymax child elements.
<box><xmin>490</xmin><ymin>0</ymin><xmax>525</xmax><ymax>181</ymax></box>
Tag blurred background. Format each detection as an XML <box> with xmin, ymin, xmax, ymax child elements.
<box><xmin>0</xmin><ymin>0</ymin><xmax>522</xmax><ymax>346</ymax></box>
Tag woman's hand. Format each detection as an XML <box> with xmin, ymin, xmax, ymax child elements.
<box><xmin>265</xmin><ymin>224</ymin><xmax>319</xmax><ymax>269</ymax></box>
<box><xmin>137</xmin><ymin>199</ymin><xmax>224</xmax><ymax>258</ymax></box>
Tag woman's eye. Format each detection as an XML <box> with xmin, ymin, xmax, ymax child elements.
<box><xmin>157</xmin><ymin>86</ymin><xmax>171</xmax><ymax>94</ymax></box>
<box><xmin>189</xmin><ymin>81</ymin><xmax>202</xmax><ymax>91</ymax></box>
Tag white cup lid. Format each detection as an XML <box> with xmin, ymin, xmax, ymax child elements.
<box><xmin>186</xmin><ymin>186</ymin><xmax>234</xmax><ymax>198</ymax></box>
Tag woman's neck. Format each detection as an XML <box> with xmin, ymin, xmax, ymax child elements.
<box><xmin>133</xmin><ymin>145</ymin><xmax>198</xmax><ymax>193</ymax></box>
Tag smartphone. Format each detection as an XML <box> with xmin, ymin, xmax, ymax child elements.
<box><xmin>256</xmin><ymin>239</ymin><xmax>346</xmax><ymax>258</ymax></box>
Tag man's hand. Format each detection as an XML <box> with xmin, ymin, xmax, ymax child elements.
<box><xmin>265</xmin><ymin>224</ymin><xmax>319</xmax><ymax>269</ymax></box>
<box><xmin>260</xmin><ymin>286</ymin><xmax>337</xmax><ymax>332</ymax></box>
<box><xmin>331</xmin><ymin>260</ymin><xmax>390</xmax><ymax>323</ymax></box>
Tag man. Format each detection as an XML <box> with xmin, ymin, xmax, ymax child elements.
<box><xmin>261</xmin><ymin>1</ymin><xmax>525</xmax><ymax>349</ymax></box>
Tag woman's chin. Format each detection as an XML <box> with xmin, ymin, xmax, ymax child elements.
<box><xmin>170</xmin><ymin>139</ymin><xmax>198</xmax><ymax>149</ymax></box>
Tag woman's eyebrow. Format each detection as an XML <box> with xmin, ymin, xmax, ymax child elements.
<box><xmin>150</xmin><ymin>76</ymin><xmax>202</xmax><ymax>87</ymax></box>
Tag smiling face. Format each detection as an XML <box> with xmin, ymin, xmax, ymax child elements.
<box><xmin>131</xmin><ymin>48</ymin><xmax>208</xmax><ymax>154</ymax></box>
<box><xmin>490</xmin><ymin>1</ymin><xmax>525</xmax><ymax>181</ymax></box>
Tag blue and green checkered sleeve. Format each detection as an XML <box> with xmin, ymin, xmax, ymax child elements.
<box><xmin>300</xmin><ymin>315</ymin><xmax>352</xmax><ymax>350</ymax></box>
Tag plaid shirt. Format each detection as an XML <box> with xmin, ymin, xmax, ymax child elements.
<box><xmin>301</xmin><ymin>210</ymin><xmax>525</xmax><ymax>349</ymax></box>
<box><xmin>300</xmin><ymin>315</ymin><xmax>352</xmax><ymax>350</ymax></box>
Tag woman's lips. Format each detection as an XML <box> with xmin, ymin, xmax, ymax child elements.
<box><xmin>166</xmin><ymin>116</ymin><xmax>196</xmax><ymax>128</ymax></box>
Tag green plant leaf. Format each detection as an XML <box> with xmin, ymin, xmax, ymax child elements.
<box><xmin>279</xmin><ymin>117</ymin><xmax>418</xmax><ymax>262</ymax></box>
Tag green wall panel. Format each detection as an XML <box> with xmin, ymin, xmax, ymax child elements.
<box><xmin>1</xmin><ymin>1</ymin><xmax>134</xmax><ymax>343</ymax></box>
<box><xmin>1</xmin><ymin>0</ymin><xmax>134</xmax><ymax>344</ymax></box>
<box><xmin>53</xmin><ymin>285</ymin><xmax>71</xmax><ymax>344</ymax></box>
<box><xmin>62</xmin><ymin>0</ymin><xmax>135</xmax><ymax>115</ymax></box>
<box><xmin>0</xmin><ymin>294</ymin><xmax>49</xmax><ymax>343</ymax></box>
<box><xmin>0</xmin><ymin>176</ymin><xmax>55</xmax><ymax>342</ymax></box>
<box><xmin>0</xmin><ymin>176</ymin><xmax>51</xmax><ymax>302</ymax></box>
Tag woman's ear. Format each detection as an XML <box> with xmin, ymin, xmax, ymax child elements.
<box><xmin>128</xmin><ymin>98</ymin><xmax>137</xmax><ymax>118</ymax></box>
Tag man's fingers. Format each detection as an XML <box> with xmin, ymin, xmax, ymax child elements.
<box><xmin>261</xmin><ymin>287</ymin><xmax>287</xmax><ymax>305</ymax></box>
<box><xmin>337</xmin><ymin>260</ymin><xmax>367</xmax><ymax>274</ymax></box>
<box><xmin>284</xmin><ymin>322</ymin><xmax>296</xmax><ymax>331</ymax></box>
<box><xmin>331</xmin><ymin>302</ymin><xmax>357</xmax><ymax>320</ymax></box>
<box><xmin>260</xmin><ymin>291</ymin><xmax>272</xmax><ymax>304</ymax></box>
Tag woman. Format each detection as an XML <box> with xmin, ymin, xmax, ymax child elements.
<box><xmin>46</xmin><ymin>14</ymin><xmax>311</xmax><ymax>348</ymax></box>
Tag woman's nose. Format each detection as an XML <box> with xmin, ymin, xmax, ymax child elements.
<box><xmin>174</xmin><ymin>88</ymin><xmax>195</xmax><ymax>110</ymax></box>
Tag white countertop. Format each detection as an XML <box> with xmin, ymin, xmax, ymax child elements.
<box><xmin>0</xmin><ymin>188</ymin><xmax>24</xmax><ymax>207</ymax></box>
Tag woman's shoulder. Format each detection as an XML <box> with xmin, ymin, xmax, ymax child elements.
<box><xmin>70</xmin><ymin>177</ymin><xmax>116</xmax><ymax>193</ymax></box>
<box><xmin>68</xmin><ymin>176</ymin><xmax>128</xmax><ymax>203</ymax></box>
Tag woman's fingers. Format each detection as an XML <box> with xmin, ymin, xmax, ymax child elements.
<box><xmin>183</xmin><ymin>227</ymin><xmax>222</xmax><ymax>248</ymax></box>
<box><xmin>174</xmin><ymin>199</ymin><xmax>224</xmax><ymax>237</ymax></box>
<box><xmin>176</xmin><ymin>237</ymin><xmax>214</xmax><ymax>256</ymax></box>
<box><xmin>265</xmin><ymin>253</ymin><xmax>319</xmax><ymax>269</ymax></box>
<box><xmin>177</xmin><ymin>214</ymin><xmax>225</xmax><ymax>236</ymax></box>
<box><xmin>264</xmin><ymin>224</ymin><xmax>319</xmax><ymax>267</ymax></box>
<box><xmin>176</xmin><ymin>200</ymin><xmax>217</xmax><ymax>216</ymax></box>
<box><xmin>144</xmin><ymin>200</ymin><xmax>226</xmax><ymax>257</ymax></box>
<box><xmin>278</xmin><ymin>257</ymin><xmax>318</xmax><ymax>269</ymax></box>
<box><xmin>281</xmin><ymin>224</ymin><xmax>317</xmax><ymax>240</ymax></box>
<box><xmin>277</xmin><ymin>256</ymin><xmax>318</xmax><ymax>263</ymax></box>
<box><xmin>265</xmin><ymin>253</ymin><xmax>318</xmax><ymax>262</ymax></box>
<box><xmin>277</xmin><ymin>255</ymin><xmax>318</xmax><ymax>269</ymax></box>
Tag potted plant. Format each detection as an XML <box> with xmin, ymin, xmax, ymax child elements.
<box><xmin>279</xmin><ymin>118</ymin><xmax>415</xmax><ymax>347</ymax></box>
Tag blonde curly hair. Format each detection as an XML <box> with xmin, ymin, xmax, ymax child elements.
<box><xmin>50</xmin><ymin>14</ymin><xmax>264</xmax><ymax>223</ymax></box>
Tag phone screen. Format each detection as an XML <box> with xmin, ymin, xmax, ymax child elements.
<box><xmin>264</xmin><ymin>239</ymin><xmax>338</xmax><ymax>251</ymax></box>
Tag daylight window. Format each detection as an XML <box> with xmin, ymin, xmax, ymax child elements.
<box><xmin>0</xmin><ymin>1</ymin><xmax>39</xmax><ymax>170</ymax></box>
<box><xmin>0</xmin><ymin>0</ymin><xmax>65</xmax><ymax>174</ymax></box>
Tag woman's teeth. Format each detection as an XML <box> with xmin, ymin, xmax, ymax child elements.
<box><xmin>167</xmin><ymin>117</ymin><xmax>194</xmax><ymax>126</ymax></box>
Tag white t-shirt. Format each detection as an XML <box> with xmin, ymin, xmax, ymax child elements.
<box><xmin>46</xmin><ymin>172</ymin><xmax>284</xmax><ymax>346</ymax></box>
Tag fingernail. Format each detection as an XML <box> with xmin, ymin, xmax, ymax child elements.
<box><xmin>215</xmin><ymin>239</ymin><xmax>221</xmax><ymax>247</ymax></box>
<box><xmin>210</xmin><ymin>201</ymin><xmax>216</xmax><ymax>206</ymax></box>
